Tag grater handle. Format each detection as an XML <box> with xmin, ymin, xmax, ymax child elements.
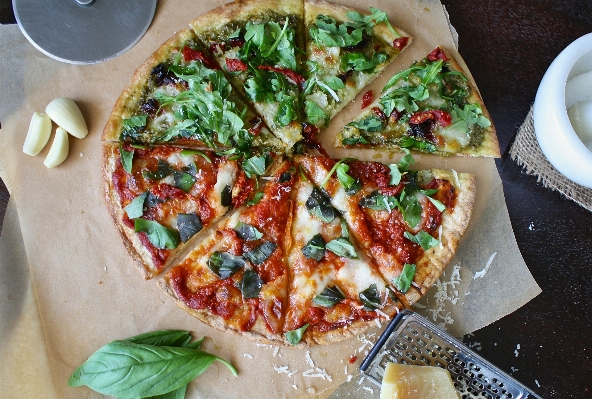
<box><xmin>360</xmin><ymin>309</ymin><xmax>409</xmax><ymax>372</ymax></box>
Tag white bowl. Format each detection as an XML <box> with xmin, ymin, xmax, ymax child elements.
<box><xmin>533</xmin><ymin>32</ymin><xmax>592</xmax><ymax>189</ymax></box>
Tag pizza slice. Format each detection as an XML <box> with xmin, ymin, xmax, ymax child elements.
<box><xmin>102</xmin><ymin>28</ymin><xmax>284</xmax><ymax>154</ymax></box>
<box><xmin>302</xmin><ymin>0</ymin><xmax>411</xmax><ymax>129</ymax></box>
<box><xmin>190</xmin><ymin>0</ymin><xmax>306</xmax><ymax>151</ymax></box>
<box><xmin>336</xmin><ymin>47</ymin><xmax>500</xmax><ymax>157</ymax></box>
<box><xmin>294</xmin><ymin>154</ymin><xmax>475</xmax><ymax>307</ymax></box>
<box><xmin>160</xmin><ymin>160</ymin><xmax>297</xmax><ymax>345</ymax></box>
<box><xmin>283</xmin><ymin>169</ymin><xmax>402</xmax><ymax>346</ymax></box>
<box><xmin>102</xmin><ymin>143</ymin><xmax>257</xmax><ymax>278</ymax></box>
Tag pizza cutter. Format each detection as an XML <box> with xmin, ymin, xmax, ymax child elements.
<box><xmin>12</xmin><ymin>0</ymin><xmax>157</xmax><ymax>64</ymax></box>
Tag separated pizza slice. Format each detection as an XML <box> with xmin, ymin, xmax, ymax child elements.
<box><xmin>302</xmin><ymin>0</ymin><xmax>412</xmax><ymax>129</ymax></box>
<box><xmin>190</xmin><ymin>0</ymin><xmax>306</xmax><ymax>151</ymax></box>
<box><xmin>102</xmin><ymin>143</ymin><xmax>258</xmax><ymax>278</ymax></box>
<box><xmin>336</xmin><ymin>47</ymin><xmax>500</xmax><ymax>157</ymax></box>
<box><xmin>283</xmin><ymin>169</ymin><xmax>402</xmax><ymax>346</ymax></box>
<box><xmin>294</xmin><ymin>154</ymin><xmax>475</xmax><ymax>307</ymax></box>
<box><xmin>102</xmin><ymin>28</ymin><xmax>284</xmax><ymax>154</ymax></box>
<box><xmin>160</xmin><ymin>160</ymin><xmax>297</xmax><ymax>345</ymax></box>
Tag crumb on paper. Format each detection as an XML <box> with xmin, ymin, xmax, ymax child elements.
<box><xmin>474</xmin><ymin>252</ymin><xmax>497</xmax><ymax>279</ymax></box>
<box><xmin>243</xmin><ymin>353</ymin><xmax>253</xmax><ymax>359</ymax></box>
<box><xmin>80</xmin><ymin>152</ymin><xmax>83</xmax><ymax>157</ymax></box>
<box><xmin>306</xmin><ymin>388</ymin><xmax>316</xmax><ymax>395</ymax></box>
<box><xmin>511</xmin><ymin>366</ymin><xmax>518</xmax><ymax>372</ymax></box>
<box><xmin>273</xmin><ymin>346</ymin><xmax>280</xmax><ymax>357</ymax></box>
<box><xmin>362</xmin><ymin>386</ymin><xmax>374</xmax><ymax>394</ymax></box>
<box><xmin>292</xmin><ymin>384</ymin><xmax>298</xmax><ymax>390</ymax></box>
<box><xmin>346</xmin><ymin>374</ymin><xmax>353</xmax><ymax>382</ymax></box>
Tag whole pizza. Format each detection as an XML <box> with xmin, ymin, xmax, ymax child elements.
<box><xmin>101</xmin><ymin>0</ymin><xmax>497</xmax><ymax>347</ymax></box>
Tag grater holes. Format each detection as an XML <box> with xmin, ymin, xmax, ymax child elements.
<box><xmin>426</xmin><ymin>349</ymin><xmax>436</xmax><ymax>357</ymax></box>
<box><xmin>472</xmin><ymin>379</ymin><xmax>484</xmax><ymax>390</ymax></box>
<box><xmin>422</xmin><ymin>331</ymin><xmax>433</xmax><ymax>340</ymax></box>
<box><xmin>454</xmin><ymin>356</ymin><xmax>466</xmax><ymax>367</ymax></box>
<box><xmin>467</xmin><ymin>386</ymin><xmax>480</xmax><ymax>396</ymax></box>
<box><xmin>390</xmin><ymin>347</ymin><xmax>403</xmax><ymax>358</ymax></box>
<box><xmin>487</xmin><ymin>385</ymin><xmax>499</xmax><ymax>394</ymax></box>
<box><xmin>446</xmin><ymin>347</ymin><xmax>457</xmax><ymax>356</ymax></box>
<box><xmin>395</xmin><ymin>341</ymin><xmax>407</xmax><ymax>351</ymax></box>
<box><xmin>419</xmin><ymin>355</ymin><xmax>431</xmax><ymax>365</ymax></box>
<box><xmin>416</xmin><ymin>338</ymin><xmax>428</xmax><ymax>347</ymax></box>
<box><xmin>411</xmin><ymin>344</ymin><xmax>422</xmax><ymax>354</ymax></box>
<box><xmin>405</xmin><ymin>325</ymin><xmax>419</xmax><ymax>336</ymax></box>
<box><xmin>402</xmin><ymin>333</ymin><xmax>413</xmax><ymax>342</ymax></box>
<box><xmin>431</xmin><ymin>342</ymin><xmax>442</xmax><ymax>351</ymax></box>
<box><xmin>440</xmin><ymin>352</ymin><xmax>452</xmax><ymax>363</ymax></box>
<box><xmin>448</xmin><ymin>363</ymin><xmax>462</xmax><ymax>374</ymax></box>
<box><xmin>405</xmin><ymin>352</ymin><xmax>418</xmax><ymax>362</ymax></box>
<box><xmin>469</xmin><ymin>362</ymin><xmax>481</xmax><ymax>372</ymax></box>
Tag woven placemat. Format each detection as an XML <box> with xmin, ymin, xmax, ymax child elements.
<box><xmin>510</xmin><ymin>106</ymin><xmax>592</xmax><ymax>212</ymax></box>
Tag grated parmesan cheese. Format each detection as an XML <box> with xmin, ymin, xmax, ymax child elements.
<box><xmin>273</xmin><ymin>346</ymin><xmax>280</xmax><ymax>357</ymax></box>
<box><xmin>362</xmin><ymin>386</ymin><xmax>374</xmax><ymax>394</ymax></box>
<box><xmin>305</xmin><ymin>350</ymin><xmax>315</xmax><ymax>367</ymax></box>
<box><xmin>243</xmin><ymin>353</ymin><xmax>253</xmax><ymax>359</ymax></box>
<box><xmin>474</xmin><ymin>252</ymin><xmax>497</xmax><ymax>279</ymax></box>
<box><xmin>452</xmin><ymin>169</ymin><xmax>460</xmax><ymax>187</ymax></box>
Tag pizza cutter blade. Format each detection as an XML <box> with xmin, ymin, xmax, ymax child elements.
<box><xmin>13</xmin><ymin>0</ymin><xmax>157</xmax><ymax>64</ymax></box>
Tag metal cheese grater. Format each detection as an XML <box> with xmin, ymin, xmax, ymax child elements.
<box><xmin>360</xmin><ymin>310</ymin><xmax>542</xmax><ymax>399</ymax></box>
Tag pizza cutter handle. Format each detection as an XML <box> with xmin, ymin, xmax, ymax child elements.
<box><xmin>359</xmin><ymin>309</ymin><xmax>412</xmax><ymax>372</ymax></box>
<box><xmin>75</xmin><ymin>0</ymin><xmax>95</xmax><ymax>6</ymax></box>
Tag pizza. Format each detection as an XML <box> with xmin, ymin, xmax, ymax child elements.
<box><xmin>336</xmin><ymin>47</ymin><xmax>500</xmax><ymax>157</ymax></box>
<box><xmin>101</xmin><ymin>0</ymin><xmax>486</xmax><ymax>346</ymax></box>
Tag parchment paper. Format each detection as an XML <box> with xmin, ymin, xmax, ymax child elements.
<box><xmin>0</xmin><ymin>1</ymin><xmax>541</xmax><ymax>398</ymax></box>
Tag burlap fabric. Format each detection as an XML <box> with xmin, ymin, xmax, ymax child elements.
<box><xmin>510</xmin><ymin>106</ymin><xmax>592</xmax><ymax>211</ymax></box>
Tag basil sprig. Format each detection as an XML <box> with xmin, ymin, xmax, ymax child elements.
<box><xmin>306</xmin><ymin>187</ymin><xmax>337</xmax><ymax>223</ymax></box>
<box><xmin>135</xmin><ymin>218</ymin><xmax>180</xmax><ymax>249</ymax></box>
<box><xmin>244</xmin><ymin>241</ymin><xmax>277</xmax><ymax>265</ymax></box>
<box><xmin>124</xmin><ymin>192</ymin><xmax>148</xmax><ymax>219</ymax></box>
<box><xmin>68</xmin><ymin>330</ymin><xmax>236</xmax><ymax>398</ymax></box>
<box><xmin>285</xmin><ymin>324</ymin><xmax>309</xmax><ymax>346</ymax></box>
<box><xmin>119</xmin><ymin>142</ymin><xmax>134</xmax><ymax>174</ymax></box>
<box><xmin>239</xmin><ymin>269</ymin><xmax>264</xmax><ymax>299</ymax></box>
<box><xmin>313</xmin><ymin>286</ymin><xmax>345</xmax><ymax>308</ymax></box>
<box><xmin>177</xmin><ymin>213</ymin><xmax>203</xmax><ymax>243</ymax></box>
<box><xmin>393</xmin><ymin>263</ymin><xmax>417</xmax><ymax>294</ymax></box>
<box><xmin>326</xmin><ymin>237</ymin><xmax>358</xmax><ymax>259</ymax></box>
<box><xmin>404</xmin><ymin>230</ymin><xmax>439</xmax><ymax>250</ymax></box>
<box><xmin>359</xmin><ymin>284</ymin><xmax>381</xmax><ymax>310</ymax></box>
<box><xmin>234</xmin><ymin>222</ymin><xmax>263</xmax><ymax>241</ymax></box>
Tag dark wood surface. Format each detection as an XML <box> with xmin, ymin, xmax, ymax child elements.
<box><xmin>2</xmin><ymin>1</ymin><xmax>591</xmax><ymax>397</ymax></box>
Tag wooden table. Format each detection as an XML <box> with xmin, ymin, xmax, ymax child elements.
<box><xmin>2</xmin><ymin>1</ymin><xmax>591</xmax><ymax>397</ymax></box>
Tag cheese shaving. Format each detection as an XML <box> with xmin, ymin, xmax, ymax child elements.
<box><xmin>243</xmin><ymin>353</ymin><xmax>254</xmax><ymax>359</ymax></box>
<box><xmin>474</xmin><ymin>252</ymin><xmax>497</xmax><ymax>279</ymax></box>
<box><xmin>273</xmin><ymin>346</ymin><xmax>280</xmax><ymax>357</ymax></box>
<box><xmin>452</xmin><ymin>169</ymin><xmax>460</xmax><ymax>187</ymax></box>
<box><xmin>429</xmin><ymin>263</ymin><xmax>462</xmax><ymax>329</ymax></box>
<box><xmin>305</xmin><ymin>350</ymin><xmax>315</xmax><ymax>367</ymax></box>
<box><xmin>302</xmin><ymin>367</ymin><xmax>332</xmax><ymax>381</ymax></box>
<box><xmin>362</xmin><ymin>386</ymin><xmax>374</xmax><ymax>394</ymax></box>
<box><xmin>374</xmin><ymin>309</ymin><xmax>390</xmax><ymax>320</ymax></box>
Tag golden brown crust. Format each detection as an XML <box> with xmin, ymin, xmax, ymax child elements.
<box><xmin>102</xmin><ymin>29</ymin><xmax>196</xmax><ymax>142</ymax></box>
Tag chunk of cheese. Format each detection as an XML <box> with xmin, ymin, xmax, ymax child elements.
<box><xmin>380</xmin><ymin>363</ymin><xmax>460</xmax><ymax>399</ymax></box>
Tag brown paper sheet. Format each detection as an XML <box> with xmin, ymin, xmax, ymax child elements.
<box><xmin>0</xmin><ymin>1</ymin><xmax>540</xmax><ymax>398</ymax></box>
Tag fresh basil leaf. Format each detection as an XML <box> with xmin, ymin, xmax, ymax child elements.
<box><xmin>124</xmin><ymin>192</ymin><xmax>148</xmax><ymax>219</ymax></box>
<box><xmin>244</xmin><ymin>241</ymin><xmax>277</xmax><ymax>265</ymax></box>
<box><xmin>124</xmin><ymin>330</ymin><xmax>192</xmax><ymax>347</ymax></box>
<box><xmin>359</xmin><ymin>284</ymin><xmax>381</xmax><ymax>310</ymax></box>
<box><xmin>177</xmin><ymin>213</ymin><xmax>203</xmax><ymax>243</ymax></box>
<box><xmin>143</xmin><ymin>384</ymin><xmax>187</xmax><ymax>399</ymax></box>
<box><xmin>68</xmin><ymin>341</ymin><xmax>237</xmax><ymax>397</ymax></box>
<box><xmin>134</xmin><ymin>219</ymin><xmax>180</xmax><ymax>249</ymax></box>
<box><xmin>340</xmin><ymin>217</ymin><xmax>350</xmax><ymax>239</ymax></box>
<box><xmin>279</xmin><ymin>171</ymin><xmax>293</xmax><ymax>183</ymax></box>
<box><xmin>359</xmin><ymin>191</ymin><xmax>399</xmax><ymax>212</ymax></box>
<box><xmin>239</xmin><ymin>269</ymin><xmax>264</xmax><ymax>299</ymax></box>
<box><xmin>172</xmin><ymin>170</ymin><xmax>196</xmax><ymax>192</ymax></box>
<box><xmin>234</xmin><ymin>222</ymin><xmax>263</xmax><ymax>241</ymax></box>
<box><xmin>301</xmin><ymin>233</ymin><xmax>326</xmax><ymax>261</ymax></box>
<box><xmin>242</xmin><ymin>155</ymin><xmax>267</xmax><ymax>178</ymax></box>
<box><xmin>313</xmin><ymin>286</ymin><xmax>345</xmax><ymax>308</ymax></box>
<box><xmin>119</xmin><ymin>143</ymin><xmax>134</xmax><ymax>174</ymax></box>
<box><xmin>404</xmin><ymin>230</ymin><xmax>439</xmax><ymax>250</ymax></box>
<box><xmin>285</xmin><ymin>324</ymin><xmax>309</xmax><ymax>345</ymax></box>
<box><xmin>427</xmin><ymin>196</ymin><xmax>446</xmax><ymax>212</ymax></box>
<box><xmin>306</xmin><ymin>187</ymin><xmax>337</xmax><ymax>223</ymax></box>
<box><xmin>208</xmin><ymin>251</ymin><xmax>245</xmax><ymax>279</ymax></box>
<box><xmin>388</xmin><ymin>164</ymin><xmax>402</xmax><ymax>186</ymax></box>
<box><xmin>146</xmin><ymin>192</ymin><xmax>164</xmax><ymax>208</ymax></box>
<box><xmin>326</xmin><ymin>237</ymin><xmax>358</xmax><ymax>259</ymax></box>
<box><xmin>305</xmin><ymin>100</ymin><xmax>327</xmax><ymax>125</ymax></box>
<box><xmin>393</xmin><ymin>263</ymin><xmax>416</xmax><ymax>293</ymax></box>
<box><xmin>221</xmin><ymin>184</ymin><xmax>232</xmax><ymax>207</ymax></box>
<box><xmin>399</xmin><ymin>192</ymin><xmax>422</xmax><ymax>228</ymax></box>
<box><xmin>246</xmin><ymin>191</ymin><xmax>264</xmax><ymax>206</ymax></box>
<box><xmin>143</xmin><ymin>160</ymin><xmax>173</xmax><ymax>180</ymax></box>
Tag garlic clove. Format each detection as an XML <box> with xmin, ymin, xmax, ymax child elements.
<box><xmin>23</xmin><ymin>112</ymin><xmax>52</xmax><ymax>156</ymax></box>
<box><xmin>45</xmin><ymin>97</ymin><xmax>88</xmax><ymax>139</ymax></box>
<box><xmin>44</xmin><ymin>127</ymin><xmax>70</xmax><ymax>168</ymax></box>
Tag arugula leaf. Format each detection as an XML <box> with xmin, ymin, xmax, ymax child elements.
<box><xmin>398</xmin><ymin>136</ymin><xmax>437</xmax><ymax>153</ymax></box>
<box><xmin>359</xmin><ymin>191</ymin><xmax>399</xmax><ymax>212</ymax></box>
<box><xmin>404</xmin><ymin>230</ymin><xmax>439</xmax><ymax>250</ymax></box>
<box><xmin>234</xmin><ymin>222</ymin><xmax>264</xmax><ymax>241</ymax></box>
<box><xmin>121</xmin><ymin>115</ymin><xmax>148</xmax><ymax>140</ymax></box>
<box><xmin>142</xmin><ymin>159</ymin><xmax>173</xmax><ymax>180</ymax></box>
<box><xmin>239</xmin><ymin>269</ymin><xmax>264</xmax><ymax>299</ymax></box>
<box><xmin>342</xmin><ymin>135</ymin><xmax>369</xmax><ymax>146</ymax></box>
<box><xmin>341</xmin><ymin>52</ymin><xmax>388</xmax><ymax>73</ymax></box>
<box><xmin>388</xmin><ymin>150</ymin><xmax>415</xmax><ymax>185</ymax></box>
<box><xmin>275</xmin><ymin>97</ymin><xmax>297</xmax><ymax>127</ymax></box>
<box><xmin>313</xmin><ymin>286</ymin><xmax>345</xmax><ymax>308</ymax></box>
<box><xmin>124</xmin><ymin>192</ymin><xmax>148</xmax><ymax>219</ymax></box>
<box><xmin>310</xmin><ymin>14</ymin><xmax>363</xmax><ymax>48</ymax></box>
<box><xmin>325</xmin><ymin>76</ymin><xmax>345</xmax><ymax>91</ymax></box>
<box><xmin>393</xmin><ymin>263</ymin><xmax>416</xmax><ymax>293</ymax></box>
<box><xmin>351</xmin><ymin>115</ymin><xmax>384</xmax><ymax>132</ymax></box>
<box><xmin>177</xmin><ymin>213</ymin><xmax>203</xmax><ymax>243</ymax></box>
<box><xmin>398</xmin><ymin>149</ymin><xmax>415</xmax><ymax>172</ymax></box>
<box><xmin>208</xmin><ymin>251</ymin><xmax>245</xmax><ymax>279</ymax></box>
<box><xmin>301</xmin><ymin>233</ymin><xmax>326</xmax><ymax>261</ymax></box>
<box><xmin>180</xmin><ymin>149</ymin><xmax>212</xmax><ymax>163</ymax></box>
<box><xmin>134</xmin><ymin>219</ymin><xmax>180</xmax><ymax>249</ymax></box>
<box><xmin>326</xmin><ymin>237</ymin><xmax>358</xmax><ymax>259</ymax></box>
<box><xmin>119</xmin><ymin>143</ymin><xmax>134</xmax><ymax>174</ymax></box>
<box><xmin>285</xmin><ymin>324</ymin><xmax>309</xmax><ymax>345</ymax></box>
<box><xmin>336</xmin><ymin>163</ymin><xmax>361</xmax><ymax>195</ymax></box>
<box><xmin>359</xmin><ymin>284</ymin><xmax>381</xmax><ymax>310</ymax></box>
<box><xmin>246</xmin><ymin>191</ymin><xmax>264</xmax><ymax>206</ymax></box>
<box><xmin>306</xmin><ymin>187</ymin><xmax>337</xmax><ymax>223</ymax></box>
<box><xmin>68</xmin><ymin>340</ymin><xmax>236</xmax><ymax>397</ymax></box>
<box><xmin>244</xmin><ymin>241</ymin><xmax>277</xmax><ymax>265</ymax></box>
<box><xmin>242</xmin><ymin>155</ymin><xmax>268</xmax><ymax>178</ymax></box>
<box><xmin>305</xmin><ymin>100</ymin><xmax>327</xmax><ymax>125</ymax></box>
